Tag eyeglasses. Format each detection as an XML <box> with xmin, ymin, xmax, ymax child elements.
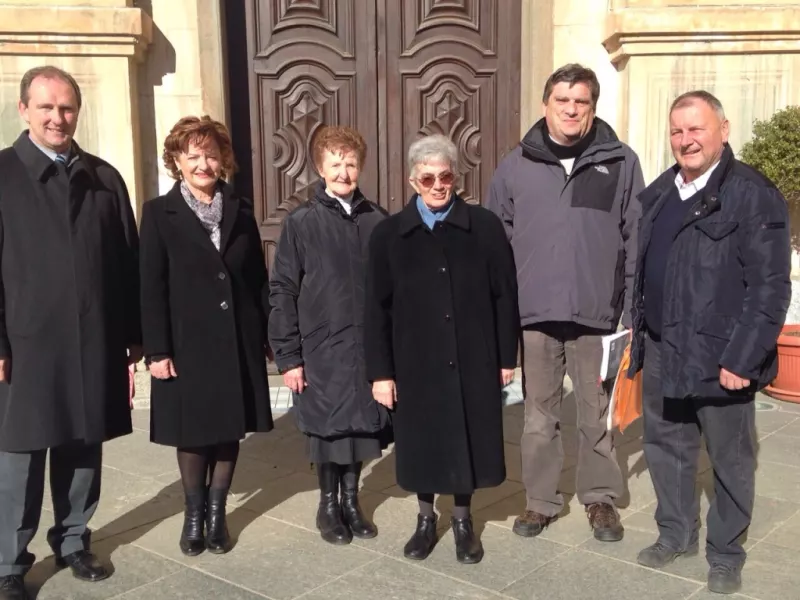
<box><xmin>416</xmin><ymin>172</ymin><xmax>455</xmax><ymax>188</ymax></box>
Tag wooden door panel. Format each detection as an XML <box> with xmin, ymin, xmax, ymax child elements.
<box><xmin>381</xmin><ymin>0</ymin><xmax>520</xmax><ymax>213</ymax></box>
<box><xmin>246</xmin><ymin>0</ymin><xmax>378</xmax><ymax>265</ymax></box>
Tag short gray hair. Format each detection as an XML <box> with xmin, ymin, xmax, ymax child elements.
<box><xmin>670</xmin><ymin>90</ymin><xmax>726</xmax><ymax>121</ymax></box>
<box><xmin>407</xmin><ymin>134</ymin><xmax>459</xmax><ymax>178</ymax></box>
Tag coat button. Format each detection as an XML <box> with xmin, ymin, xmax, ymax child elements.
<box><xmin>220</xmin><ymin>301</ymin><xmax>229</xmax><ymax>310</ymax></box>
<box><xmin>694</xmin><ymin>210</ymin><xmax>701</xmax><ymax>216</ymax></box>
<box><xmin>218</xmin><ymin>272</ymin><xmax>226</xmax><ymax>280</ymax></box>
<box><xmin>444</xmin><ymin>314</ymin><xmax>451</xmax><ymax>321</ymax></box>
<box><xmin>448</xmin><ymin>361</ymin><xmax>455</xmax><ymax>368</ymax></box>
<box><xmin>439</xmin><ymin>267</ymin><xmax>447</xmax><ymax>274</ymax></box>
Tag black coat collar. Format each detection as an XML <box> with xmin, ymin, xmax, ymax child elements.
<box><xmin>312</xmin><ymin>180</ymin><xmax>368</xmax><ymax>217</ymax></box>
<box><xmin>398</xmin><ymin>193</ymin><xmax>470</xmax><ymax>236</ymax></box>
<box><xmin>640</xmin><ymin>144</ymin><xmax>735</xmax><ymax>209</ymax></box>
<box><xmin>163</xmin><ymin>179</ymin><xmax>240</xmax><ymax>254</ymax></box>
<box><xmin>12</xmin><ymin>130</ymin><xmax>98</xmax><ymax>184</ymax></box>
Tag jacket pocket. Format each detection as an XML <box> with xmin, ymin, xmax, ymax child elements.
<box><xmin>570</xmin><ymin>161</ymin><xmax>622</xmax><ymax>212</ymax></box>
<box><xmin>695</xmin><ymin>221</ymin><xmax>739</xmax><ymax>240</ymax></box>
<box><xmin>300</xmin><ymin>322</ymin><xmax>330</xmax><ymax>356</ymax></box>
<box><xmin>697</xmin><ymin>312</ymin><xmax>737</xmax><ymax>341</ymax></box>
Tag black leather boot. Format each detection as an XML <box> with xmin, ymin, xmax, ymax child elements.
<box><xmin>403</xmin><ymin>514</ymin><xmax>438</xmax><ymax>560</ymax></box>
<box><xmin>0</xmin><ymin>575</ymin><xmax>30</xmax><ymax>600</ymax></box>
<box><xmin>451</xmin><ymin>516</ymin><xmax>483</xmax><ymax>564</ymax></box>
<box><xmin>205</xmin><ymin>487</ymin><xmax>232</xmax><ymax>554</ymax></box>
<box><xmin>179</xmin><ymin>489</ymin><xmax>206</xmax><ymax>556</ymax></box>
<box><xmin>340</xmin><ymin>463</ymin><xmax>377</xmax><ymax>539</ymax></box>
<box><xmin>316</xmin><ymin>463</ymin><xmax>352</xmax><ymax>545</ymax></box>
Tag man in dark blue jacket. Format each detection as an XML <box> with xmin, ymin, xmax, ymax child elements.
<box><xmin>629</xmin><ymin>90</ymin><xmax>791</xmax><ymax>595</ymax></box>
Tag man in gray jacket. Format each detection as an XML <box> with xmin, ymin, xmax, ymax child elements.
<box><xmin>486</xmin><ymin>64</ymin><xmax>644</xmax><ymax>542</ymax></box>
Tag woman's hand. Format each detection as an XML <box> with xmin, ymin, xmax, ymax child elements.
<box><xmin>150</xmin><ymin>358</ymin><xmax>177</xmax><ymax>380</ymax></box>
<box><xmin>501</xmin><ymin>368</ymin><xmax>515</xmax><ymax>387</ymax></box>
<box><xmin>372</xmin><ymin>379</ymin><xmax>396</xmax><ymax>409</ymax></box>
<box><xmin>283</xmin><ymin>366</ymin><xmax>307</xmax><ymax>394</ymax></box>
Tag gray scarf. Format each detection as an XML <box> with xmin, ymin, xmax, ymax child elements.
<box><xmin>180</xmin><ymin>181</ymin><xmax>223</xmax><ymax>251</ymax></box>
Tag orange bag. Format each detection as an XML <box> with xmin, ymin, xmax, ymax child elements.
<box><xmin>608</xmin><ymin>343</ymin><xmax>642</xmax><ymax>432</ymax></box>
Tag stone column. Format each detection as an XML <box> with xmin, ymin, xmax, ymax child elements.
<box><xmin>0</xmin><ymin>0</ymin><xmax>152</xmax><ymax>217</ymax></box>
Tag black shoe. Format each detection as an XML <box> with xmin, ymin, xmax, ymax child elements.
<box><xmin>637</xmin><ymin>541</ymin><xmax>699</xmax><ymax>569</ymax></box>
<box><xmin>179</xmin><ymin>489</ymin><xmax>206</xmax><ymax>556</ymax></box>
<box><xmin>403</xmin><ymin>514</ymin><xmax>438</xmax><ymax>560</ymax></box>
<box><xmin>0</xmin><ymin>575</ymin><xmax>30</xmax><ymax>600</ymax></box>
<box><xmin>205</xmin><ymin>488</ymin><xmax>232</xmax><ymax>554</ymax></box>
<box><xmin>340</xmin><ymin>463</ymin><xmax>377</xmax><ymax>539</ymax></box>
<box><xmin>316</xmin><ymin>463</ymin><xmax>352</xmax><ymax>545</ymax></box>
<box><xmin>55</xmin><ymin>550</ymin><xmax>109</xmax><ymax>582</ymax></box>
<box><xmin>708</xmin><ymin>563</ymin><xmax>742</xmax><ymax>594</ymax></box>
<box><xmin>451</xmin><ymin>516</ymin><xmax>484</xmax><ymax>564</ymax></box>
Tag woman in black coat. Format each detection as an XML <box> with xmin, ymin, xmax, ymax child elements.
<box><xmin>365</xmin><ymin>134</ymin><xmax>520</xmax><ymax>565</ymax></box>
<box><xmin>269</xmin><ymin>126</ymin><xmax>391</xmax><ymax>546</ymax></box>
<box><xmin>140</xmin><ymin>116</ymin><xmax>273</xmax><ymax>557</ymax></box>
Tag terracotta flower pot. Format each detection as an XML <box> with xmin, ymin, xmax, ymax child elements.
<box><xmin>765</xmin><ymin>324</ymin><xmax>800</xmax><ymax>403</ymax></box>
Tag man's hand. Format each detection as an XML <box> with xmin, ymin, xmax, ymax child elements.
<box><xmin>0</xmin><ymin>358</ymin><xmax>10</xmax><ymax>383</ymax></box>
<box><xmin>372</xmin><ymin>379</ymin><xmax>396</xmax><ymax>409</ymax></box>
<box><xmin>283</xmin><ymin>366</ymin><xmax>306</xmax><ymax>394</ymax></box>
<box><xmin>720</xmin><ymin>367</ymin><xmax>751</xmax><ymax>391</ymax></box>
<box><xmin>266</xmin><ymin>346</ymin><xmax>275</xmax><ymax>363</ymax></box>
<box><xmin>501</xmin><ymin>368</ymin><xmax>515</xmax><ymax>387</ymax></box>
<box><xmin>128</xmin><ymin>345</ymin><xmax>143</xmax><ymax>365</ymax></box>
<box><xmin>150</xmin><ymin>358</ymin><xmax>177</xmax><ymax>380</ymax></box>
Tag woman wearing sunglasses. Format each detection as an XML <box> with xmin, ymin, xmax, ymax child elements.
<box><xmin>364</xmin><ymin>134</ymin><xmax>520</xmax><ymax>564</ymax></box>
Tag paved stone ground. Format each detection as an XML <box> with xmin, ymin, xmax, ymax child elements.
<box><xmin>24</xmin><ymin>375</ymin><xmax>800</xmax><ymax>600</ymax></box>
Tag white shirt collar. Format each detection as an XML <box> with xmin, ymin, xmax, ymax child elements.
<box><xmin>674</xmin><ymin>160</ymin><xmax>720</xmax><ymax>201</ymax></box>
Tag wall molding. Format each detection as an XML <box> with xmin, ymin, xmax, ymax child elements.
<box><xmin>0</xmin><ymin>5</ymin><xmax>152</xmax><ymax>60</ymax></box>
<box><xmin>603</xmin><ymin>7</ymin><xmax>800</xmax><ymax>66</ymax></box>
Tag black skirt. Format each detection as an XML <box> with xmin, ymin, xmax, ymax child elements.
<box><xmin>306</xmin><ymin>428</ymin><xmax>392</xmax><ymax>464</ymax></box>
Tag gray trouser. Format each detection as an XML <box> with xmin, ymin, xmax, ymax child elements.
<box><xmin>643</xmin><ymin>335</ymin><xmax>755</xmax><ymax>567</ymax></box>
<box><xmin>520</xmin><ymin>323</ymin><xmax>623</xmax><ymax>516</ymax></box>
<box><xmin>0</xmin><ymin>441</ymin><xmax>102</xmax><ymax>576</ymax></box>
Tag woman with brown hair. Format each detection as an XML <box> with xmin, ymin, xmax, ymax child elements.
<box><xmin>140</xmin><ymin>116</ymin><xmax>273</xmax><ymax>556</ymax></box>
<box><xmin>269</xmin><ymin>125</ymin><xmax>391</xmax><ymax>545</ymax></box>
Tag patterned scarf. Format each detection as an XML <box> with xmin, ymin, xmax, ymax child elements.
<box><xmin>180</xmin><ymin>180</ymin><xmax>223</xmax><ymax>251</ymax></box>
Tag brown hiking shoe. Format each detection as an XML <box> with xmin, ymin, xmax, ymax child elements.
<box><xmin>586</xmin><ymin>503</ymin><xmax>624</xmax><ymax>542</ymax></box>
<box><xmin>512</xmin><ymin>510</ymin><xmax>555</xmax><ymax>538</ymax></box>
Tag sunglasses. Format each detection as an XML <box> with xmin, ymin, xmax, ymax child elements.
<box><xmin>416</xmin><ymin>172</ymin><xmax>455</xmax><ymax>188</ymax></box>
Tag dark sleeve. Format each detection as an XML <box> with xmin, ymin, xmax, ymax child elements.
<box><xmin>484</xmin><ymin>212</ymin><xmax>520</xmax><ymax>368</ymax></box>
<box><xmin>484</xmin><ymin>162</ymin><xmax>514</xmax><ymax>241</ymax></box>
<box><xmin>364</xmin><ymin>222</ymin><xmax>396</xmax><ymax>381</ymax></box>
<box><xmin>268</xmin><ymin>215</ymin><xmax>304</xmax><ymax>372</ymax></box>
<box><xmin>139</xmin><ymin>200</ymin><xmax>172</xmax><ymax>359</ymax></box>
<box><xmin>621</xmin><ymin>154</ymin><xmax>645</xmax><ymax>329</ymax></box>
<box><xmin>720</xmin><ymin>186</ymin><xmax>791</xmax><ymax>379</ymax></box>
<box><xmin>243</xmin><ymin>201</ymin><xmax>270</xmax><ymax>345</ymax></box>
<box><xmin>0</xmin><ymin>212</ymin><xmax>8</xmax><ymax>358</ymax></box>
<box><xmin>115</xmin><ymin>174</ymin><xmax>142</xmax><ymax>347</ymax></box>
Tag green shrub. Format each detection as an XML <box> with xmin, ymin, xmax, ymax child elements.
<box><xmin>740</xmin><ymin>105</ymin><xmax>800</xmax><ymax>251</ymax></box>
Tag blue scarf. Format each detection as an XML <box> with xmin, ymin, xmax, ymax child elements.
<box><xmin>416</xmin><ymin>194</ymin><xmax>454</xmax><ymax>230</ymax></box>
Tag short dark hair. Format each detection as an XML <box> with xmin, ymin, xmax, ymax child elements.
<box><xmin>19</xmin><ymin>66</ymin><xmax>83</xmax><ymax>109</ymax></box>
<box><xmin>670</xmin><ymin>90</ymin><xmax>726</xmax><ymax>120</ymax></box>
<box><xmin>542</xmin><ymin>63</ymin><xmax>600</xmax><ymax>109</ymax></box>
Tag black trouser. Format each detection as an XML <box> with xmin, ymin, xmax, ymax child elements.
<box><xmin>642</xmin><ymin>335</ymin><xmax>756</xmax><ymax>567</ymax></box>
<box><xmin>0</xmin><ymin>441</ymin><xmax>102</xmax><ymax>576</ymax></box>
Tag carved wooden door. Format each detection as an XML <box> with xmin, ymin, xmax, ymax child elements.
<box><xmin>380</xmin><ymin>0</ymin><xmax>521</xmax><ymax>213</ymax></box>
<box><xmin>246</xmin><ymin>0</ymin><xmax>521</xmax><ymax>261</ymax></box>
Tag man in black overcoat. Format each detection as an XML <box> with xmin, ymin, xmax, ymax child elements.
<box><xmin>0</xmin><ymin>67</ymin><xmax>141</xmax><ymax>600</ymax></box>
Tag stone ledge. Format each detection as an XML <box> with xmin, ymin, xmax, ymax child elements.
<box><xmin>0</xmin><ymin>5</ymin><xmax>152</xmax><ymax>59</ymax></box>
<box><xmin>603</xmin><ymin>6</ymin><xmax>800</xmax><ymax>65</ymax></box>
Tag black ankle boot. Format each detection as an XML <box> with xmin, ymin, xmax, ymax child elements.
<box><xmin>179</xmin><ymin>489</ymin><xmax>206</xmax><ymax>556</ymax></box>
<box><xmin>206</xmin><ymin>488</ymin><xmax>232</xmax><ymax>554</ymax></box>
<box><xmin>316</xmin><ymin>463</ymin><xmax>352</xmax><ymax>545</ymax></box>
<box><xmin>451</xmin><ymin>516</ymin><xmax>483</xmax><ymax>564</ymax></box>
<box><xmin>403</xmin><ymin>514</ymin><xmax>438</xmax><ymax>560</ymax></box>
<box><xmin>341</xmin><ymin>463</ymin><xmax>377</xmax><ymax>539</ymax></box>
